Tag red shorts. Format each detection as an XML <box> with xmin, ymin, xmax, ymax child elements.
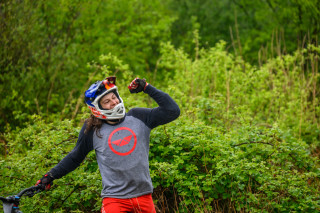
<box><xmin>101</xmin><ymin>194</ymin><xmax>156</xmax><ymax>213</ymax></box>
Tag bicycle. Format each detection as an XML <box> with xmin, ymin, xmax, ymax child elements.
<box><xmin>0</xmin><ymin>185</ymin><xmax>43</xmax><ymax>213</ymax></box>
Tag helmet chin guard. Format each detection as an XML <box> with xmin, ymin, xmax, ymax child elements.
<box><xmin>85</xmin><ymin>77</ymin><xmax>125</xmax><ymax>120</ymax></box>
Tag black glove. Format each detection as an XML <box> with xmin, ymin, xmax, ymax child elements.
<box><xmin>36</xmin><ymin>173</ymin><xmax>54</xmax><ymax>190</ymax></box>
<box><xmin>128</xmin><ymin>78</ymin><xmax>148</xmax><ymax>93</ymax></box>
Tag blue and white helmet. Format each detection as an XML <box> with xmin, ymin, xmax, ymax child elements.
<box><xmin>84</xmin><ymin>77</ymin><xmax>125</xmax><ymax>120</ymax></box>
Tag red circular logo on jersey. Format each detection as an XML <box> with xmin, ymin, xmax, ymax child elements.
<box><xmin>108</xmin><ymin>127</ymin><xmax>137</xmax><ymax>156</ymax></box>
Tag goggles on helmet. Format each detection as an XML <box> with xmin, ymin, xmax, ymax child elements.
<box><xmin>85</xmin><ymin>77</ymin><xmax>125</xmax><ymax>120</ymax></box>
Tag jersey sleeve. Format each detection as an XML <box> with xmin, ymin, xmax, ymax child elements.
<box><xmin>127</xmin><ymin>84</ymin><xmax>180</xmax><ymax>129</ymax></box>
<box><xmin>49</xmin><ymin>122</ymin><xmax>94</xmax><ymax>179</ymax></box>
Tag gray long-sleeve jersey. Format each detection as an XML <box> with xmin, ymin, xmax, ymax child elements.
<box><xmin>49</xmin><ymin>85</ymin><xmax>180</xmax><ymax>198</ymax></box>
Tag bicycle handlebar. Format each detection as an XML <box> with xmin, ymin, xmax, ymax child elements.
<box><xmin>0</xmin><ymin>196</ymin><xmax>8</xmax><ymax>202</ymax></box>
<box><xmin>0</xmin><ymin>185</ymin><xmax>43</xmax><ymax>203</ymax></box>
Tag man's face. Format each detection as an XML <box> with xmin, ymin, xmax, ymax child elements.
<box><xmin>99</xmin><ymin>92</ymin><xmax>120</xmax><ymax>110</ymax></box>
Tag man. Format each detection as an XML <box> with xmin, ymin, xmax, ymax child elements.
<box><xmin>36</xmin><ymin>77</ymin><xmax>180</xmax><ymax>212</ymax></box>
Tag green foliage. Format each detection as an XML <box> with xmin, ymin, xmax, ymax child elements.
<box><xmin>0</xmin><ymin>0</ymin><xmax>174</xmax><ymax>131</ymax></box>
<box><xmin>1</xmin><ymin>0</ymin><xmax>320</xmax><ymax>211</ymax></box>
<box><xmin>1</xmin><ymin>42</ymin><xmax>319</xmax><ymax>211</ymax></box>
<box><xmin>151</xmin><ymin>41</ymin><xmax>319</xmax><ymax>211</ymax></box>
<box><xmin>149</xmin><ymin>119</ymin><xmax>320</xmax><ymax>212</ymax></box>
<box><xmin>169</xmin><ymin>0</ymin><xmax>320</xmax><ymax>62</ymax></box>
<box><xmin>0</xmin><ymin>116</ymin><xmax>102</xmax><ymax>212</ymax></box>
<box><xmin>1</xmin><ymin>0</ymin><xmax>319</xmax><ymax>131</ymax></box>
<box><xmin>158</xmin><ymin>40</ymin><xmax>320</xmax><ymax>145</ymax></box>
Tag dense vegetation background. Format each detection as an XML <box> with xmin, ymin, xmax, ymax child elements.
<box><xmin>1</xmin><ymin>0</ymin><xmax>319</xmax><ymax>212</ymax></box>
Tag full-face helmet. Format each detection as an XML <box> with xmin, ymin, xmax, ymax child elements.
<box><xmin>84</xmin><ymin>76</ymin><xmax>125</xmax><ymax>120</ymax></box>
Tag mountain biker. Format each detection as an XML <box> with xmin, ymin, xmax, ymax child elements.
<box><xmin>35</xmin><ymin>77</ymin><xmax>180</xmax><ymax>212</ymax></box>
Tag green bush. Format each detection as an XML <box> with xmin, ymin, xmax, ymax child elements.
<box><xmin>1</xmin><ymin>41</ymin><xmax>319</xmax><ymax>212</ymax></box>
<box><xmin>0</xmin><ymin>116</ymin><xmax>101</xmax><ymax>212</ymax></box>
<box><xmin>2</xmin><ymin>115</ymin><xmax>318</xmax><ymax>212</ymax></box>
<box><xmin>150</xmin><ymin>119</ymin><xmax>320</xmax><ymax>212</ymax></box>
